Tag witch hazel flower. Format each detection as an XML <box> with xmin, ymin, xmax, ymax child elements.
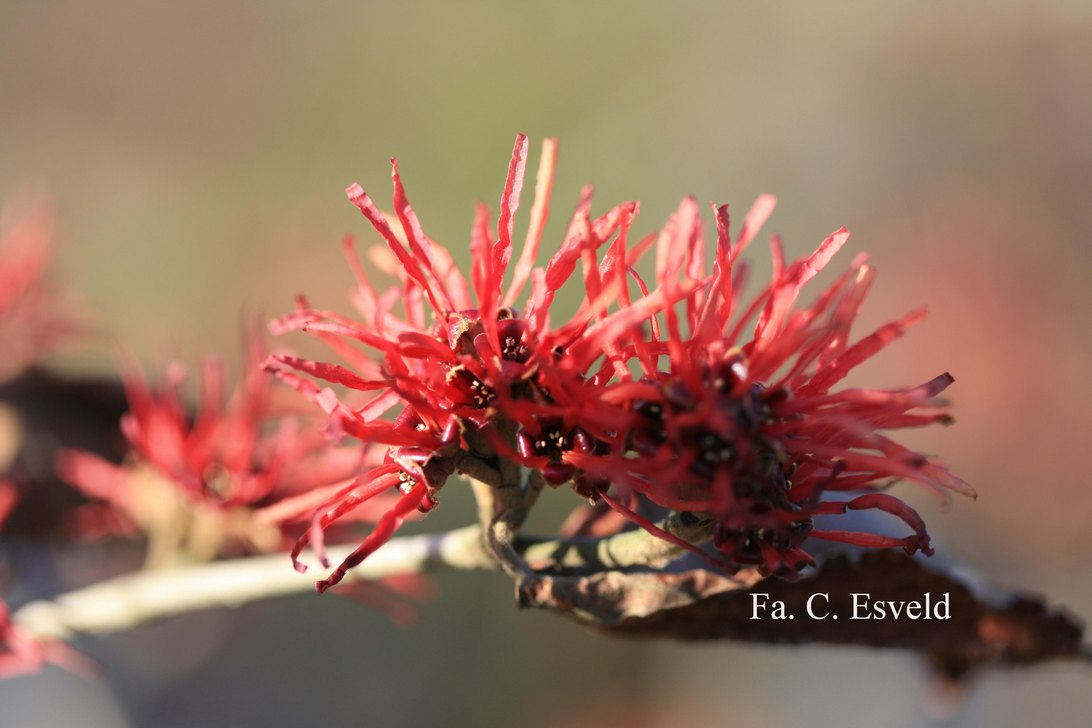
<box><xmin>566</xmin><ymin>197</ymin><xmax>975</xmax><ymax>576</ymax></box>
<box><xmin>269</xmin><ymin>135</ymin><xmax>698</xmax><ymax>590</ymax></box>
<box><xmin>271</xmin><ymin>134</ymin><xmax>971</xmax><ymax>590</ymax></box>
<box><xmin>55</xmin><ymin>331</ymin><xmax>391</xmax><ymax>565</ymax></box>
<box><xmin>0</xmin><ymin>482</ymin><xmax>96</xmax><ymax>678</ymax></box>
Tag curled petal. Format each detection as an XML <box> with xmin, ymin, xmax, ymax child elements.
<box><xmin>316</xmin><ymin>480</ymin><xmax>428</xmax><ymax>593</ymax></box>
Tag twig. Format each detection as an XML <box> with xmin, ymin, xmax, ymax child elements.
<box><xmin>457</xmin><ymin>446</ymin><xmax>542</xmax><ymax>581</ymax></box>
<box><xmin>11</xmin><ymin>511</ymin><xmax>708</xmax><ymax>643</ymax></box>
<box><xmin>13</xmin><ymin>525</ymin><xmax>491</xmax><ymax>642</ymax></box>
<box><xmin>520</xmin><ymin>511</ymin><xmax>714</xmax><ymax>571</ymax></box>
<box><xmin>11</xmin><ymin>522</ymin><xmax>1086</xmax><ymax>678</ymax></box>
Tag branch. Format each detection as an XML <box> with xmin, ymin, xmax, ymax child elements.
<box><xmin>519</xmin><ymin>511</ymin><xmax>714</xmax><ymax>571</ymax></box>
<box><xmin>8</xmin><ymin>520</ymin><xmax>1089</xmax><ymax>680</ymax></box>
<box><xmin>457</xmin><ymin>443</ymin><xmax>542</xmax><ymax>581</ymax></box>
<box><xmin>12</xmin><ymin>525</ymin><xmax>491</xmax><ymax>642</ymax></box>
<box><xmin>9</xmin><ymin>512</ymin><xmax>714</xmax><ymax>643</ymax></box>
<box><xmin>519</xmin><ymin>550</ymin><xmax>1090</xmax><ymax>678</ymax></box>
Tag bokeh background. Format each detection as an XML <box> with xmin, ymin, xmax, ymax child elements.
<box><xmin>2</xmin><ymin>1</ymin><xmax>1091</xmax><ymax>726</ymax></box>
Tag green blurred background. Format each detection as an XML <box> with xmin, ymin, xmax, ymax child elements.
<box><xmin>2</xmin><ymin>1</ymin><xmax>1091</xmax><ymax>726</ymax></box>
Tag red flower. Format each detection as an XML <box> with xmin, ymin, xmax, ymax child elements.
<box><xmin>0</xmin><ymin>481</ymin><xmax>96</xmax><ymax>678</ymax></box>
<box><xmin>564</xmin><ymin>197</ymin><xmax>974</xmax><ymax>576</ymax></box>
<box><xmin>55</xmin><ymin>331</ymin><xmax>388</xmax><ymax>561</ymax></box>
<box><xmin>273</xmin><ymin>135</ymin><xmax>970</xmax><ymax>589</ymax></box>
<box><xmin>269</xmin><ymin>135</ymin><xmax>690</xmax><ymax>591</ymax></box>
<box><xmin>0</xmin><ymin>203</ymin><xmax>75</xmax><ymax>382</ymax></box>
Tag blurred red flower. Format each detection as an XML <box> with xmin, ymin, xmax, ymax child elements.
<box><xmin>0</xmin><ymin>481</ymin><xmax>96</xmax><ymax>679</ymax></box>
<box><xmin>55</xmin><ymin>331</ymin><xmax>398</xmax><ymax>563</ymax></box>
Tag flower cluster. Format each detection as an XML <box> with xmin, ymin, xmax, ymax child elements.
<box><xmin>55</xmin><ymin>332</ymin><xmax>397</xmax><ymax>564</ymax></box>
<box><xmin>565</xmin><ymin>199</ymin><xmax>973</xmax><ymax>575</ymax></box>
<box><xmin>0</xmin><ymin>482</ymin><xmax>95</xmax><ymax>678</ymax></box>
<box><xmin>271</xmin><ymin>135</ymin><xmax>972</xmax><ymax>590</ymax></box>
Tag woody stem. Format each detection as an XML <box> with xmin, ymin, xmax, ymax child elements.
<box><xmin>11</xmin><ymin>512</ymin><xmax>700</xmax><ymax>643</ymax></box>
<box><xmin>457</xmin><ymin>424</ymin><xmax>544</xmax><ymax>580</ymax></box>
<box><xmin>12</xmin><ymin>525</ymin><xmax>492</xmax><ymax>642</ymax></box>
<box><xmin>459</xmin><ymin>455</ymin><xmax>542</xmax><ymax>581</ymax></box>
<box><xmin>519</xmin><ymin>511</ymin><xmax>715</xmax><ymax>571</ymax></box>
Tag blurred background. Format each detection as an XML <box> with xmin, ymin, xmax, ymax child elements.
<box><xmin>2</xmin><ymin>1</ymin><xmax>1091</xmax><ymax>726</ymax></box>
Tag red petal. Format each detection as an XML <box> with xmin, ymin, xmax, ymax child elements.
<box><xmin>504</xmin><ymin>137</ymin><xmax>558</xmax><ymax>308</ymax></box>
<box><xmin>346</xmin><ymin>183</ymin><xmax>448</xmax><ymax>313</ymax></box>
<box><xmin>316</xmin><ymin>480</ymin><xmax>428</xmax><ymax>593</ymax></box>
<box><xmin>799</xmin><ymin>308</ymin><xmax>928</xmax><ymax>395</ymax></box>
<box><xmin>494</xmin><ymin>133</ymin><xmax>529</xmax><ymax>286</ymax></box>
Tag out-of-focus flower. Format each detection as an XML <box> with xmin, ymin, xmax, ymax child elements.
<box><xmin>55</xmin><ymin>332</ymin><xmax>393</xmax><ymax>565</ymax></box>
<box><xmin>0</xmin><ymin>203</ymin><xmax>75</xmax><ymax>383</ymax></box>
<box><xmin>273</xmin><ymin>135</ymin><xmax>971</xmax><ymax>589</ymax></box>
<box><xmin>53</xmin><ymin>330</ymin><xmax>432</xmax><ymax>622</ymax></box>
<box><xmin>0</xmin><ymin>481</ymin><xmax>96</xmax><ymax>679</ymax></box>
